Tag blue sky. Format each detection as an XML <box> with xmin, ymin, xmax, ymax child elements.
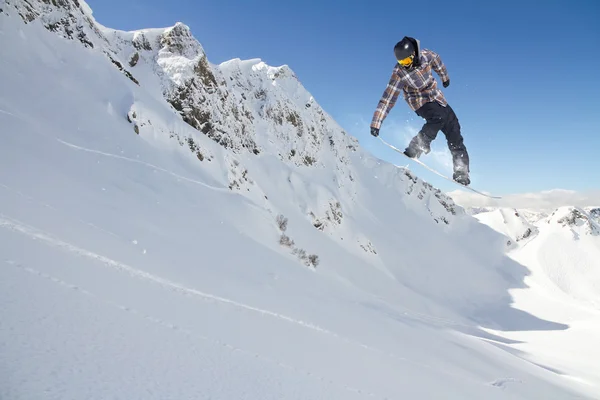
<box><xmin>87</xmin><ymin>0</ymin><xmax>600</xmax><ymax>196</ymax></box>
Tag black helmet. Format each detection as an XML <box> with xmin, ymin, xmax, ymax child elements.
<box><xmin>394</xmin><ymin>37</ymin><xmax>416</xmax><ymax>68</ymax></box>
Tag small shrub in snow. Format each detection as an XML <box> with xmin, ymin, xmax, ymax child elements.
<box><xmin>276</xmin><ymin>214</ymin><xmax>288</xmax><ymax>232</ymax></box>
<box><xmin>279</xmin><ymin>234</ymin><xmax>294</xmax><ymax>247</ymax></box>
<box><xmin>303</xmin><ymin>155</ymin><xmax>316</xmax><ymax>166</ymax></box>
<box><xmin>275</xmin><ymin>218</ymin><xmax>319</xmax><ymax>269</ymax></box>
<box><xmin>228</xmin><ymin>179</ymin><xmax>240</xmax><ymax>190</ymax></box>
<box><xmin>187</xmin><ymin>137</ymin><xmax>197</xmax><ymax>152</ymax></box>
<box><xmin>291</xmin><ymin>249</ymin><xmax>319</xmax><ymax>268</ymax></box>
<box><xmin>293</xmin><ymin>247</ymin><xmax>307</xmax><ymax>261</ymax></box>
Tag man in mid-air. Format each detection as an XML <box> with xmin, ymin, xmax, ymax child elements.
<box><xmin>370</xmin><ymin>36</ymin><xmax>470</xmax><ymax>186</ymax></box>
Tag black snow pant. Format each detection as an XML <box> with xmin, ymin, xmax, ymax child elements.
<box><xmin>407</xmin><ymin>101</ymin><xmax>470</xmax><ymax>174</ymax></box>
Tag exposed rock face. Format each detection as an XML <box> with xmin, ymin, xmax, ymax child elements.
<box><xmin>588</xmin><ymin>207</ymin><xmax>600</xmax><ymax>224</ymax></box>
<box><xmin>550</xmin><ymin>207</ymin><xmax>599</xmax><ymax>236</ymax></box>
<box><xmin>9</xmin><ymin>0</ymin><xmax>100</xmax><ymax>48</ymax></box>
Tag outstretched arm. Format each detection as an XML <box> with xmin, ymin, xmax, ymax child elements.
<box><xmin>428</xmin><ymin>50</ymin><xmax>450</xmax><ymax>85</ymax></box>
<box><xmin>371</xmin><ymin>69</ymin><xmax>404</xmax><ymax>131</ymax></box>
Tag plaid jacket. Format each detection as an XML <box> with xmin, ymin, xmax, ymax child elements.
<box><xmin>371</xmin><ymin>49</ymin><xmax>450</xmax><ymax>130</ymax></box>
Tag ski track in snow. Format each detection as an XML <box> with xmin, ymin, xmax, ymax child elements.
<box><xmin>0</xmin><ymin>214</ymin><xmax>332</xmax><ymax>335</ymax></box>
<box><xmin>0</xmin><ymin>108</ymin><xmax>17</xmax><ymax>117</ymax></box>
<box><xmin>0</xmin><ymin>181</ymin><xmax>504</xmax><ymax>371</ymax></box>
<box><xmin>1</xmin><ymin>106</ymin><xmax>228</xmax><ymax>195</ymax></box>
<box><xmin>55</xmin><ymin>138</ymin><xmax>228</xmax><ymax>193</ymax></box>
<box><xmin>0</xmin><ymin>214</ymin><xmax>489</xmax><ymax>388</ymax></box>
<box><xmin>4</xmin><ymin>260</ymin><xmax>383</xmax><ymax>400</ymax></box>
<box><xmin>0</xmin><ymin>181</ymin><xmax>470</xmax><ymax>332</ymax></box>
<box><xmin>2</xmin><ymin>172</ymin><xmax>473</xmax><ymax>333</ymax></box>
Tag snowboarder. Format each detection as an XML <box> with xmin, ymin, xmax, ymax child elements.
<box><xmin>370</xmin><ymin>36</ymin><xmax>471</xmax><ymax>186</ymax></box>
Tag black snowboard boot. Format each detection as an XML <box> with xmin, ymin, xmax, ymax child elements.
<box><xmin>453</xmin><ymin>170</ymin><xmax>470</xmax><ymax>186</ymax></box>
<box><xmin>404</xmin><ymin>132</ymin><xmax>431</xmax><ymax>159</ymax></box>
<box><xmin>403</xmin><ymin>147</ymin><xmax>421</xmax><ymax>158</ymax></box>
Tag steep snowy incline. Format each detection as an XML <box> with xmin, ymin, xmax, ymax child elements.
<box><xmin>471</xmin><ymin>206</ymin><xmax>600</xmax><ymax>388</ymax></box>
<box><xmin>474</xmin><ymin>208</ymin><xmax>539</xmax><ymax>249</ymax></box>
<box><xmin>473</xmin><ymin>206</ymin><xmax>600</xmax><ymax>308</ymax></box>
<box><xmin>1</xmin><ymin>3</ymin><xmax>598</xmax><ymax>399</ymax></box>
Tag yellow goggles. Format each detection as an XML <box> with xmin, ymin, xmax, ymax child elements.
<box><xmin>398</xmin><ymin>55</ymin><xmax>414</xmax><ymax>66</ymax></box>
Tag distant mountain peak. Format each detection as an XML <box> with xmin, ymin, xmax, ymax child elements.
<box><xmin>549</xmin><ymin>206</ymin><xmax>599</xmax><ymax>236</ymax></box>
<box><xmin>159</xmin><ymin>22</ymin><xmax>204</xmax><ymax>59</ymax></box>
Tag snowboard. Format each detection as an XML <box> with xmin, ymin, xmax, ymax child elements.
<box><xmin>378</xmin><ymin>137</ymin><xmax>501</xmax><ymax>199</ymax></box>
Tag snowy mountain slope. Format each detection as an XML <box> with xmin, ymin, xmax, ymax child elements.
<box><xmin>471</xmin><ymin>206</ymin><xmax>600</xmax><ymax>388</ymax></box>
<box><xmin>473</xmin><ymin>206</ymin><xmax>600</xmax><ymax>306</ymax></box>
<box><xmin>475</xmin><ymin>208</ymin><xmax>539</xmax><ymax>249</ymax></box>
<box><xmin>1</xmin><ymin>1</ymin><xmax>599</xmax><ymax>399</ymax></box>
<box><xmin>6</xmin><ymin>0</ymin><xmax>359</xmax><ymax>178</ymax></box>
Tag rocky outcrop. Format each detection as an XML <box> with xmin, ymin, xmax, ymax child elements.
<box><xmin>6</xmin><ymin>0</ymin><xmax>138</xmax><ymax>84</ymax></box>
<box><xmin>550</xmin><ymin>207</ymin><xmax>599</xmax><ymax>236</ymax></box>
<box><xmin>9</xmin><ymin>0</ymin><xmax>98</xmax><ymax>48</ymax></box>
<box><xmin>587</xmin><ymin>207</ymin><xmax>600</xmax><ymax>224</ymax></box>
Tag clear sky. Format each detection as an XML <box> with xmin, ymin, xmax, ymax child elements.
<box><xmin>86</xmin><ymin>0</ymin><xmax>600</xmax><ymax>196</ymax></box>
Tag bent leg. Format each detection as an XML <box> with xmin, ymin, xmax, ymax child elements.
<box><xmin>441</xmin><ymin>105</ymin><xmax>469</xmax><ymax>174</ymax></box>
<box><xmin>405</xmin><ymin>102</ymin><xmax>444</xmax><ymax>157</ymax></box>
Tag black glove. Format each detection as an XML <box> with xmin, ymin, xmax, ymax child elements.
<box><xmin>370</xmin><ymin>127</ymin><xmax>379</xmax><ymax>137</ymax></box>
<box><xmin>443</xmin><ymin>79</ymin><xmax>450</xmax><ymax>88</ymax></box>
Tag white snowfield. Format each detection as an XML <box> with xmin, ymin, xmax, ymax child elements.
<box><xmin>1</xmin><ymin>1</ymin><xmax>599</xmax><ymax>399</ymax></box>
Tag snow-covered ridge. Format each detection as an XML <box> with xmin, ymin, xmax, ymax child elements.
<box><xmin>473</xmin><ymin>205</ymin><xmax>599</xmax><ymax>250</ymax></box>
<box><xmin>471</xmin><ymin>208</ymin><xmax>538</xmax><ymax>249</ymax></box>
<box><xmin>4</xmin><ymin>0</ymin><xmax>101</xmax><ymax>48</ymax></box>
<box><xmin>547</xmin><ymin>206</ymin><xmax>600</xmax><ymax>236</ymax></box>
<box><xmin>7</xmin><ymin>0</ymin><xmax>357</xmax><ymax>163</ymax></box>
<box><xmin>474</xmin><ymin>204</ymin><xmax>600</xmax><ymax>313</ymax></box>
<box><xmin>3</xmin><ymin>0</ymin><xmax>459</xmax><ymax>228</ymax></box>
